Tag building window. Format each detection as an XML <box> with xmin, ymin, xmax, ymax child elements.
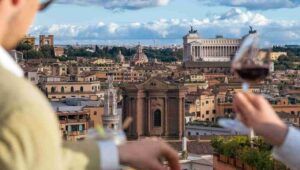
<box><xmin>206</xmin><ymin>111</ymin><xmax>209</xmax><ymax>115</ymax></box>
<box><xmin>51</xmin><ymin>87</ymin><xmax>56</xmax><ymax>93</ymax></box>
<box><xmin>94</xmin><ymin>111</ymin><xmax>97</xmax><ymax>115</ymax></box>
<box><xmin>213</xmin><ymin>110</ymin><xmax>216</xmax><ymax>114</ymax></box>
<box><xmin>153</xmin><ymin>109</ymin><xmax>162</xmax><ymax>127</ymax></box>
<box><xmin>188</xmin><ymin>132</ymin><xmax>191</xmax><ymax>136</ymax></box>
<box><xmin>71</xmin><ymin>86</ymin><xmax>74</xmax><ymax>92</ymax></box>
<box><xmin>206</xmin><ymin>101</ymin><xmax>209</xmax><ymax>104</ymax></box>
<box><xmin>80</xmin><ymin>86</ymin><xmax>84</xmax><ymax>92</ymax></box>
<box><xmin>61</xmin><ymin>87</ymin><xmax>64</xmax><ymax>93</ymax></box>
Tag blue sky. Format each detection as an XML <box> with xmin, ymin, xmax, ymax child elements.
<box><xmin>30</xmin><ymin>0</ymin><xmax>300</xmax><ymax>45</ymax></box>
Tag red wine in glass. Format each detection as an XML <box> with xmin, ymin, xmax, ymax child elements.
<box><xmin>235</xmin><ymin>65</ymin><xmax>269</xmax><ymax>82</ymax></box>
<box><xmin>232</xmin><ymin>32</ymin><xmax>271</xmax><ymax>87</ymax></box>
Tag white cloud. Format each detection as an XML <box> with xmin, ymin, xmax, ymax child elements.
<box><xmin>199</xmin><ymin>0</ymin><xmax>300</xmax><ymax>10</ymax></box>
<box><xmin>29</xmin><ymin>8</ymin><xmax>300</xmax><ymax>45</ymax></box>
<box><xmin>56</xmin><ymin>0</ymin><xmax>170</xmax><ymax>10</ymax></box>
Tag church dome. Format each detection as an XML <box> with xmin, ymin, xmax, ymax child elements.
<box><xmin>117</xmin><ymin>50</ymin><xmax>125</xmax><ymax>63</ymax></box>
<box><xmin>133</xmin><ymin>45</ymin><xmax>148</xmax><ymax>64</ymax></box>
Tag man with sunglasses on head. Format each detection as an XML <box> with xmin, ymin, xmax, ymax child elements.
<box><xmin>0</xmin><ymin>0</ymin><xmax>180</xmax><ymax>170</ymax></box>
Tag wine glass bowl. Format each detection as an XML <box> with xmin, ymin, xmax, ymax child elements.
<box><xmin>232</xmin><ymin>33</ymin><xmax>271</xmax><ymax>83</ymax></box>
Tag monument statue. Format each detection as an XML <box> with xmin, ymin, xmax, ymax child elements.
<box><xmin>189</xmin><ymin>26</ymin><xmax>197</xmax><ymax>34</ymax></box>
<box><xmin>249</xmin><ymin>26</ymin><xmax>257</xmax><ymax>34</ymax></box>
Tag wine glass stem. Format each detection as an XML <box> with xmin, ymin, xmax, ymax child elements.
<box><xmin>242</xmin><ymin>82</ymin><xmax>254</xmax><ymax>147</ymax></box>
<box><xmin>242</xmin><ymin>82</ymin><xmax>249</xmax><ymax>92</ymax></box>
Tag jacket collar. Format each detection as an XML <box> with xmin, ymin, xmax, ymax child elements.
<box><xmin>0</xmin><ymin>46</ymin><xmax>24</xmax><ymax>77</ymax></box>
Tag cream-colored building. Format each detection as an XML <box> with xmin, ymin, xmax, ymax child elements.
<box><xmin>91</xmin><ymin>58</ymin><xmax>114</xmax><ymax>65</ymax></box>
<box><xmin>54</xmin><ymin>47</ymin><xmax>64</xmax><ymax>57</ymax></box>
<box><xmin>270</xmin><ymin>51</ymin><xmax>287</xmax><ymax>61</ymax></box>
<box><xmin>186</xmin><ymin>92</ymin><xmax>217</xmax><ymax>122</ymax></box>
<box><xmin>21</xmin><ymin>35</ymin><xmax>35</xmax><ymax>46</ymax></box>
<box><xmin>51</xmin><ymin>63</ymin><xmax>67</xmax><ymax>76</ymax></box>
<box><xmin>46</xmin><ymin>81</ymin><xmax>102</xmax><ymax>101</ymax></box>
<box><xmin>77</xmin><ymin>66</ymin><xmax>92</xmax><ymax>75</ymax></box>
<box><xmin>188</xmin><ymin>74</ymin><xmax>205</xmax><ymax>82</ymax></box>
<box><xmin>183</xmin><ymin>27</ymin><xmax>242</xmax><ymax>62</ymax></box>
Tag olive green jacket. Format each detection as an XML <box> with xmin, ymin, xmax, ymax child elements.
<box><xmin>0</xmin><ymin>66</ymin><xmax>100</xmax><ymax>170</ymax></box>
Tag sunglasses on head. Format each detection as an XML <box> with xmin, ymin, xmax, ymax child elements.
<box><xmin>39</xmin><ymin>0</ymin><xmax>54</xmax><ymax>11</ymax></box>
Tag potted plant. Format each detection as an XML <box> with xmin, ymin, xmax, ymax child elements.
<box><xmin>223</xmin><ymin>139</ymin><xmax>240</xmax><ymax>166</ymax></box>
<box><xmin>240</xmin><ymin>148</ymin><xmax>259</xmax><ymax>170</ymax></box>
<box><xmin>211</xmin><ymin>137</ymin><xmax>224</xmax><ymax>161</ymax></box>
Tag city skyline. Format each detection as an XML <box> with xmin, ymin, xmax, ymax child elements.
<box><xmin>31</xmin><ymin>0</ymin><xmax>300</xmax><ymax>45</ymax></box>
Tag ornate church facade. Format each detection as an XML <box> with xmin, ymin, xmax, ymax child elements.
<box><xmin>122</xmin><ymin>77</ymin><xmax>187</xmax><ymax>139</ymax></box>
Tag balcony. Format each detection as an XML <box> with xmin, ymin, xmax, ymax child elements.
<box><xmin>64</xmin><ymin>130</ymin><xmax>87</xmax><ymax>136</ymax></box>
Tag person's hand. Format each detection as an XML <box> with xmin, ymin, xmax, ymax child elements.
<box><xmin>118</xmin><ymin>138</ymin><xmax>180</xmax><ymax>170</ymax></box>
<box><xmin>233</xmin><ymin>92</ymin><xmax>288</xmax><ymax>146</ymax></box>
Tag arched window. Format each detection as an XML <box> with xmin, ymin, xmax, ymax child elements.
<box><xmin>51</xmin><ymin>87</ymin><xmax>55</xmax><ymax>93</ymax></box>
<box><xmin>61</xmin><ymin>87</ymin><xmax>64</xmax><ymax>93</ymax></box>
<box><xmin>80</xmin><ymin>86</ymin><xmax>84</xmax><ymax>92</ymax></box>
<box><xmin>154</xmin><ymin>109</ymin><xmax>162</xmax><ymax>127</ymax></box>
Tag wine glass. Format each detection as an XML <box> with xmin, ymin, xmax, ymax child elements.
<box><xmin>232</xmin><ymin>32</ymin><xmax>270</xmax><ymax>89</ymax></box>
<box><xmin>219</xmin><ymin>31</ymin><xmax>271</xmax><ymax>145</ymax></box>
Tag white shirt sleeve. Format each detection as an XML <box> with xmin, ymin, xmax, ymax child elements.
<box><xmin>98</xmin><ymin>141</ymin><xmax>120</xmax><ymax>170</ymax></box>
<box><xmin>272</xmin><ymin>127</ymin><xmax>300</xmax><ymax>170</ymax></box>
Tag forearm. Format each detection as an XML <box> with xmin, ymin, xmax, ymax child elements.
<box><xmin>259</xmin><ymin>122</ymin><xmax>288</xmax><ymax>146</ymax></box>
<box><xmin>272</xmin><ymin>127</ymin><xmax>300</xmax><ymax>169</ymax></box>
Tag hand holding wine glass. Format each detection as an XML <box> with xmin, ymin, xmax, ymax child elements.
<box><xmin>233</xmin><ymin>92</ymin><xmax>288</xmax><ymax>146</ymax></box>
<box><xmin>218</xmin><ymin>30</ymin><xmax>271</xmax><ymax>138</ymax></box>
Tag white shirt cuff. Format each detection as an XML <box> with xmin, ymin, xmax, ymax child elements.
<box><xmin>98</xmin><ymin>141</ymin><xmax>120</xmax><ymax>170</ymax></box>
<box><xmin>272</xmin><ymin>127</ymin><xmax>300</xmax><ymax>169</ymax></box>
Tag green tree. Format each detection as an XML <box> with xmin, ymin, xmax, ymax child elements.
<box><xmin>24</xmin><ymin>50</ymin><xmax>43</xmax><ymax>59</ymax></box>
<box><xmin>16</xmin><ymin>42</ymin><xmax>33</xmax><ymax>52</ymax></box>
<box><xmin>40</xmin><ymin>45</ymin><xmax>55</xmax><ymax>58</ymax></box>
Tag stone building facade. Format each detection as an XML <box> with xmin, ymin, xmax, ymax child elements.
<box><xmin>40</xmin><ymin>35</ymin><xmax>54</xmax><ymax>46</ymax></box>
<box><xmin>21</xmin><ymin>35</ymin><xmax>36</xmax><ymax>46</ymax></box>
<box><xmin>183</xmin><ymin>27</ymin><xmax>242</xmax><ymax>62</ymax></box>
<box><xmin>122</xmin><ymin>77</ymin><xmax>187</xmax><ymax>139</ymax></box>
